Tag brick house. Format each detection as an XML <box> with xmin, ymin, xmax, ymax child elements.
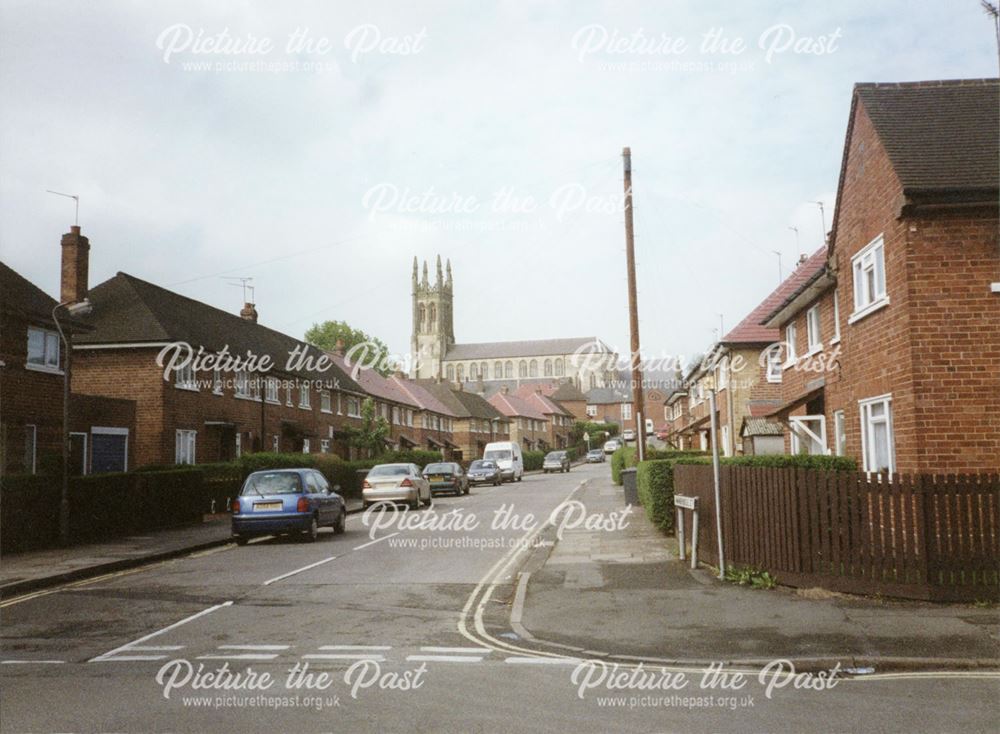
<box><xmin>1</xmin><ymin>248</ymin><xmax>136</xmax><ymax>476</ymax></box>
<box><xmin>416</xmin><ymin>380</ymin><xmax>510</xmax><ymax>461</ymax></box>
<box><xmin>488</xmin><ymin>388</ymin><xmax>549</xmax><ymax>450</ymax></box>
<box><xmin>387</xmin><ymin>373</ymin><xmax>461</xmax><ymax>457</ymax></box>
<box><xmin>763</xmin><ymin>79</ymin><xmax>999</xmax><ymax>474</ymax></box>
<box><xmin>584</xmin><ymin>385</ymin><xmax>631</xmax><ymax>427</ymax></box>
<box><xmin>67</xmin><ymin>235</ymin><xmax>369</xmax><ymax>466</ymax></box>
<box><xmin>514</xmin><ymin>386</ymin><xmax>574</xmax><ymax>449</ymax></box>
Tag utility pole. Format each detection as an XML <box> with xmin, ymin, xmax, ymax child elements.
<box><xmin>622</xmin><ymin>147</ymin><xmax>645</xmax><ymax>461</ymax></box>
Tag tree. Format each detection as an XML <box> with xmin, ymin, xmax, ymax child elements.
<box><xmin>344</xmin><ymin>397</ymin><xmax>390</xmax><ymax>458</ymax></box>
<box><xmin>304</xmin><ymin>320</ymin><xmax>394</xmax><ymax>376</ymax></box>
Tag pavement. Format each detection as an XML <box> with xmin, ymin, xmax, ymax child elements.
<box><xmin>0</xmin><ymin>498</ymin><xmax>364</xmax><ymax>599</ymax></box>
<box><xmin>513</xmin><ymin>471</ymin><xmax>1000</xmax><ymax>671</ymax></box>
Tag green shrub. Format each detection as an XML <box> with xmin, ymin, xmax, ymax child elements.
<box><xmin>611</xmin><ymin>446</ymin><xmax>637</xmax><ymax>485</ymax></box>
<box><xmin>719</xmin><ymin>454</ymin><xmax>857</xmax><ymax>471</ymax></box>
<box><xmin>636</xmin><ymin>459</ymin><xmax>679</xmax><ymax>533</ymax></box>
<box><xmin>523</xmin><ymin>450</ymin><xmax>545</xmax><ymax>471</ymax></box>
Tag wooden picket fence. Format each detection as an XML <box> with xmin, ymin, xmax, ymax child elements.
<box><xmin>673</xmin><ymin>465</ymin><xmax>1000</xmax><ymax>601</ymax></box>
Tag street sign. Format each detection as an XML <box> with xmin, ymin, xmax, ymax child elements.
<box><xmin>675</xmin><ymin>495</ymin><xmax>697</xmax><ymax>510</ymax></box>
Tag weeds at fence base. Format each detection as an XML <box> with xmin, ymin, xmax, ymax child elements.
<box><xmin>725</xmin><ymin>566</ymin><xmax>777</xmax><ymax>590</ymax></box>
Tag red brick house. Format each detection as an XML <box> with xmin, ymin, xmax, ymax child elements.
<box><xmin>416</xmin><ymin>380</ymin><xmax>510</xmax><ymax>461</ymax></box>
<box><xmin>387</xmin><ymin>373</ymin><xmax>461</xmax><ymax>457</ymax></box>
<box><xmin>763</xmin><ymin>79</ymin><xmax>1000</xmax><ymax>474</ymax></box>
<box><xmin>1</xmin><ymin>251</ymin><xmax>136</xmax><ymax>476</ymax></box>
<box><xmin>488</xmin><ymin>389</ymin><xmax>549</xmax><ymax>450</ymax></box>
<box><xmin>514</xmin><ymin>387</ymin><xmax>574</xmax><ymax>449</ymax></box>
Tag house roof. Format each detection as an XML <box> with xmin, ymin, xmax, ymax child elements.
<box><xmin>854</xmin><ymin>79</ymin><xmax>999</xmax><ymax>196</ymax></box>
<box><xmin>1</xmin><ymin>261</ymin><xmax>58</xmax><ymax>323</ymax></box>
<box><xmin>444</xmin><ymin>336</ymin><xmax>612</xmax><ymax>361</ymax></box>
<box><xmin>388</xmin><ymin>375</ymin><xmax>457</xmax><ymax>417</ymax></box>
<box><xmin>77</xmin><ymin>272</ymin><xmax>364</xmax><ymax>393</ymax></box>
<box><xmin>488</xmin><ymin>392</ymin><xmax>548</xmax><ymax>421</ymax></box>
<box><xmin>741</xmin><ymin>417</ymin><xmax>784</xmax><ymax>437</ymax></box>
<box><xmin>717</xmin><ymin>246</ymin><xmax>827</xmax><ymax>342</ymax></box>
<box><xmin>328</xmin><ymin>355</ymin><xmax>418</xmax><ymax>407</ymax></box>
<box><xmin>416</xmin><ymin>380</ymin><xmax>506</xmax><ymax>421</ymax></box>
<box><xmin>512</xmin><ymin>386</ymin><xmax>574</xmax><ymax>417</ymax></box>
<box><xmin>586</xmin><ymin>385</ymin><xmax>631</xmax><ymax>404</ymax></box>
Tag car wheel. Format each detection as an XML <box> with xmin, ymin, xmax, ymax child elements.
<box><xmin>494</xmin><ymin>477</ymin><xmax>500</xmax><ymax>486</ymax></box>
<box><xmin>517</xmin><ymin>475</ymin><xmax>522</xmax><ymax>482</ymax></box>
<box><xmin>333</xmin><ymin>510</ymin><xmax>346</xmax><ymax>535</ymax></box>
<box><xmin>304</xmin><ymin>515</ymin><xmax>319</xmax><ymax>542</ymax></box>
<box><xmin>363</xmin><ymin>501</ymin><xmax>371</xmax><ymax>510</ymax></box>
<box><xmin>235</xmin><ymin>536</ymin><xmax>248</xmax><ymax>546</ymax></box>
<box><xmin>424</xmin><ymin>492</ymin><xmax>433</xmax><ymax>508</ymax></box>
<box><xmin>464</xmin><ymin>484</ymin><xmax>470</xmax><ymax>495</ymax></box>
<box><xmin>409</xmin><ymin>494</ymin><xmax>420</xmax><ymax>511</ymax></box>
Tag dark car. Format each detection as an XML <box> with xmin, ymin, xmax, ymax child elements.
<box><xmin>232</xmin><ymin>469</ymin><xmax>346</xmax><ymax>545</ymax></box>
<box><xmin>423</xmin><ymin>462</ymin><xmax>470</xmax><ymax>496</ymax></box>
<box><xmin>467</xmin><ymin>459</ymin><xmax>502</xmax><ymax>486</ymax></box>
<box><xmin>586</xmin><ymin>449</ymin><xmax>605</xmax><ymax>463</ymax></box>
<box><xmin>542</xmin><ymin>450</ymin><xmax>571</xmax><ymax>473</ymax></box>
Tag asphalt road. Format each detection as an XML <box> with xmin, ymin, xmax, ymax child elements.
<box><xmin>1</xmin><ymin>463</ymin><xmax>997</xmax><ymax>733</ymax></box>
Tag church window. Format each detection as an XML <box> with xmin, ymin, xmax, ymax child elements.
<box><xmin>529</xmin><ymin>360</ymin><xmax>538</xmax><ymax>377</ymax></box>
<box><xmin>504</xmin><ymin>361</ymin><xmax>513</xmax><ymax>378</ymax></box>
<box><xmin>480</xmin><ymin>362</ymin><xmax>488</xmax><ymax>380</ymax></box>
<box><xmin>446</xmin><ymin>364</ymin><xmax>455</xmax><ymax>381</ymax></box>
<box><xmin>494</xmin><ymin>361</ymin><xmax>503</xmax><ymax>379</ymax></box>
<box><xmin>418</xmin><ymin>304</ymin><xmax>426</xmax><ymax>331</ymax></box>
<box><xmin>544</xmin><ymin>359</ymin><xmax>552</xmax><ymax>377</ymax></box>
<box><xmin>555</xmin><ymin>359</ymin><xmax>564</xmax><ymax>376</ymax></box>
<box><xmin>518</xmin><ymin>361</ymin><xmax>528</xmax><ymax>378</ymax></box>
<box><xmin>457</xmin><ymin>364</ymin><xmax>465</xmax><ymax>381</ymax></box>
<box><xmin>428</xmin><ymin>303</ymin><xmax>437</xmax><ymax>327</ymax></box>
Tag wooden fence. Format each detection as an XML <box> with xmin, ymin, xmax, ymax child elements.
<box><xmin>673</xmin><ymin>465</ymin><xmax>1000</xmax><ymax>601</ymax></box>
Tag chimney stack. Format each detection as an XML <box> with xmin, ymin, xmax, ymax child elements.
<box><xmin>334</xmin><ymin>339</ymin><xmax>346</xmax><ymax>357</ymax></box>
<box><xmin>500</xmin><ymin>386</ymin><xmax>509</xmax><ymax>395</ymax></box>
<box><xmin>240</xmin><ymin>303</ymin><xmax>258</xmax><ymax>323</ymax></box>
<box><xmin>60</xmin><ymin>225</ymin><xmax>90</xmax><ymax>304</ymax></box>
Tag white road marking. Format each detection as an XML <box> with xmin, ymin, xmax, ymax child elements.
<box><xmin>1</xmin><ymin>660</ymin><xmax>66</xmax><ymax>665</ymax></box>
<box><xmin>128</xmin><ymin>645</ymin><xmax>184</xmax><ymax>651</ymax></box>
<box><xmin>302</xmin><ymin>653</ymin><xmax>386</xmax><ymax>661</ymax></box>
<box><xmin>419</xmin><ymin>646</ymin><xmax>491</xmax><ymax>654</ymax></box>
<box><xmin>406</xmin><ymin>655</ymin><xmax>484</xmax><ymax>663</ymax></box>
<box><xmin>317</xmin><ymin>645</ymin><xmax>392</xmax><ymax>651</ymax></box>
<box><xmin>504</xmin><ymin>656</ymin><xmax>583</xmax><ymax>665</ymax></box>
<box><xmin>352</xmin><ymin>532</ymin><xmax>400</xmax><ymax>551</ymax></box>
<box><xmin>218</xmin><ymin>645</ymin><xmax>289</xmax><ymax>651</ymax></box>
<box><xmin>262</xmin><ymin>556</ymin><xmax>339</xmax><ymax>586</ymax></box>
<box><xmin>196</xmin><ymin>654</ymin><xmax>279</xmax><ymax>661</ymax></box>
<box><xmin>89</xmin><ymin>600</ymin><xmax>233</xmax><ymax>662</ymax></box>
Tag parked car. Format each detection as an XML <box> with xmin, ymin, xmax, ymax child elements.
<box><xmin>423</xmin><ymin>462</ymin><xmax>469</xmax><ymax>496</ymax></box>
<box><xmin>483</xmin><ymin>441</ymin><xmax>524</xmax><ymax>482</ymax></box>
<box><xmin>586</xmin><ymin>449</ymin><xmax>605</xmax><ymax>463</ymax></box>
<box><xmin>542</xmin><ymin>451</ymin><xmax>571</xmax><ymax>473</ymax></box>
<box><xmin>656</xmin><ymin>427</ymin><xmax>670</xmax><ymax>441</ymax></box>
<box><xmin>603</xmin><ymin>439</ymin><xmax>620</xmax><ymax>454</ymax></box>
<box><xmin>362</xmin><ymin>463</ymin><xmax>432</xmax><ymax>510</ymax></box>
<box><xmin>231</xmin><ymin>468</ymin><xmax>346</xmax><ymax>545</ymax></box>
<box><xmin>467</xmin><ymin>459</ymin><xmax>502</xmax><ymax>486</ymax></box>
<box><xmin>622</xmin><ymin>429</ymin><xmax>636</xmax><ymax>442</ymax></box>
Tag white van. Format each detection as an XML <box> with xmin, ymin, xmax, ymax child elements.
<box><xmin>483</xmin><ymin>441</ymin><xmax>524</xmax><ymax>482</ymax></box>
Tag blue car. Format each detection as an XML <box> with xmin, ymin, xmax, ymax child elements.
<box><xmin>231</xmin><ymin>468</ymin><xmax>346</xmax><ymax>545</ymax></box>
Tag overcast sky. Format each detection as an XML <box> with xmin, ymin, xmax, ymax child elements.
<box><xmin>2</xmin><ymin>1</ymin><xmax>996</xmax><ymax>365</ymax></box>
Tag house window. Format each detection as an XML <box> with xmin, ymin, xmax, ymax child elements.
<box><xmin>175</xmin><ymin>429</ymin><xmax>196</xmax><ymax>465</ymax></box>
<box><xmin>302</xmin><ymin>438</ymin><xmax>311</xmax><ymax>454</ymax></box>
<box><xmin>785</xmin><ymin>323</ymin><xmax>797</xmax><ymax>364</ymax></box>
<box><xmin>265</xmin><ymin>377</ymin><xmax>279</xmax><ymax>403</ymax></box>
<box><xmin>213</xmin><ymin>368</ymin><xmax>224</xmax><ymax>395</ymax></box>
<box><xmin>850</xmin><ymin>234</ymin><xmax>888</xmax><ymax>322</ymax></box>
<box><xmin>832</xmin><ymin>290</ymin><xmax>841</xmax><ymax>343</ymax></box>
<box><xmin>26</xmin><ymin>327</ymin><xmax>61</xmax><ymax>372</ymax></box>
<box><xmin>272</xmin><ymin>434</ymin><xmax>279</xmax><ymax>452</ymax></box>
<box><xmin>24</xmin><ymin>424</ymin><xmax>37</xmax><ymax>474</ymax></box>
<box><xmin>299</xmin><ymin>384</ymin><xmax>311</xmax><ymax>409</ymax></box>
<box><xmin>621</xmin><ymin>403</ymin><xmax>632</xmax><ymax>421</ymax></box>
<box><xmin>766</xmin><ymin>345</ymin><xmax>782</xmax><ymax>383</ymax></box>
<box><xmin>320</xmin><ymin>391</ymin><xmax>332</xmax><ymax>413</ymax></box>
<box><xmin>347</xmin><ymin>397</ymin><xmax>361</xmax><ymax>417</ymax></box>
<box><xmin>320</xmin><ymin>438</ymin><xmax>330</xmax><ymax>454</ymax></box>
<box><xmin>806</xmin><ymin>305</ymin><xmax>822</xmax><ymax>353</ymax></box>
<box><xmin>721</xmin><ymin>425</ymin><xmax>731</xmax><ymax>457</ymax></box>
<box><xmin>407</xmin><ymin>409</ymin><xmax>413</xmax><ymax>427</ymax></box>
<box><xmin>833</xmin><ymin>409</ymin><xmax>846</xmax><ymax>457</ymax></box>
<box><xmin>717</xmin><ymin>358</ymin><xmax>729</xmax><ymax>389</ymax></box>
<box><xmin>790</xmin><ymin>415</ymin><xmax>827</xmax><ymax>456</ymax></box>
<box><xmin>859</xmin><ymin>395</ymin><xmax>894</xmax><ymax>474</ymax></box>
<box><xmin>235</xmin><ymin>431</ymin><xmax>242</xmax><ymax>459</ymax></box>
<box><xmin>337</xmin><ymin>393</ymin><xmax>343</xmax><ymax>414</ymax></box>
<box><xmin>392</xmin><ymin>406</ymin><xmax>400</xmax><ymax>425</ymax></box>
<box><xmin>174</xmin><ymin>362</ymin><xmax>196</xmax><ymax>390</ymax></box>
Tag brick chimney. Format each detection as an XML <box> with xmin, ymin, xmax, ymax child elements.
<box><xmin>500</xmin><ymin>386</ymin><xmax>509</xmax><ymax>395</ymax></box>
<box><xmin>334</xmin><ymin>339</ymin><xmax>346</xmax><ymax>357</ymax></box>
<box><xmin>240</xmin><ymin>302</ymin><xmax>258</xmax><ymax>323</ymax></box>
<box><xmin>60</xmin><ymin>225</ymin><xmax>90</xmax><ymax>304</ymax></box>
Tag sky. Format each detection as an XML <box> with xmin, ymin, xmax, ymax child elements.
<box><xmin>1</xmin><ymin>0</ymin><xmax>997</xmax><ymax>367</ymax></box>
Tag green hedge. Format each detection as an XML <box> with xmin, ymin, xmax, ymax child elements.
<box><xmin>719</xmin><ymin>454</ymin><xmax>857</xmax><ymax>470</ymax></box>
<box><xmin>611</xmin><ymin>446</ymin><xmax>637</xmax><ymax>485</ymax></box>
<box><xmin>523</xmin><ymin>450</ymin><xmax>545</xmax><ymax>471</ymax></box>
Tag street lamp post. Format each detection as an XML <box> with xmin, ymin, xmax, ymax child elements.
<box><xmin>52</xmin><ymin>298</ymin><xmax>92</xmax><ymax>546</ymax></box>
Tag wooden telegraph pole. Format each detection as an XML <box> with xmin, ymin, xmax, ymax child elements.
<box><xmin>622</xmin><ymin>147</ymin><xmax>645</xmax><ymax>461</ymax></box>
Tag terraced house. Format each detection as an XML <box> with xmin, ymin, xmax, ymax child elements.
<box><xmin>416</xmin><ymin>379</ymin><xmax>510</xmax><ymax>461</ymax></box>
<box><xmin>763</xmin><ymin>79</ymin><xmax>1000</xmax><ymax>473</ymax></box>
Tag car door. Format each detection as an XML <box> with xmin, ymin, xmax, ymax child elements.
<box><xmin>312</xmin><ymin>471</ymin><xmax>335</xmax><ymax>524</ymax></box>
<box><xmin>413</xmin><ymin>464</ymin><xmax>429</xmax><ymax>500</ymax></box>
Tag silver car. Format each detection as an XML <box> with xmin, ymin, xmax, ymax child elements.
<box><xmin>362</xmin><ymin>463</ymin><xmax>432</xmax><ymax>511</ymax></box>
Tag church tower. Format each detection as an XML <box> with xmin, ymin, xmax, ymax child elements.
<box><xmin>410</xmin><ymin>255</ymin><xmax>455</xmax><ymax>378</ymax></box>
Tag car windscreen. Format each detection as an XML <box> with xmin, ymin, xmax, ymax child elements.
<box><xmin>367</xmin><ymin>465</ymin><xmax>410</xmax><ymax>477</ymax></box>
<box><xmin>424</xmin><ymin>463</ymin><xmax>452</xmax><ymax>473</ymax></box>
<box><xmin>544</xmin><ymin>452</ymin><xmax>561</xmax><ymax>460</ymax></box>
<box><xmin>484</xmin><ymin>450</ymin><xmax>512</xmax><ymax>461</ymax></box>
<box><xmin>242</xmin><ymin>472</ymin><xmax>301</xmax><ymax>495</ymax></box>
<box><xmin>470</xmin><ymin>460</ymin><xmax>494</xmax><ymax>470</ymax></box>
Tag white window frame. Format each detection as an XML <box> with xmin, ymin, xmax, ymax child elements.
<box><xmin>586</xmin><ymin>405</ymin><xmax>597</xmax><ymax>417</ymax></box>
<box><xmin>347</xmin><ymin>397</ymin><xmax>361</xmax><ymax>418</ymax></box>
<box><xmin>24</xmin><ymin>424</ymin><xmax>37</xmax><ymax>474</ymax></box>
<box><xmin>831</xmin><ymin>290</ymin><xmax>841</xmax><ymax>344</ymax></box>
<box><xmin>320</xmin><ymin>390</ymin><xmax>332</xmax><ymax>413</ymax></box>
<box><xmin>721</xmin><ymin>424</ymin><xmax>732</xmax><ymax>457</ymax></box>
<box><xmin>272</xmin><ymin>434</ymin><xmax>280</xmax><ymax>452</ymax></box>
<box><xmin>175</xmin><ymin>429</ymin><xmax>196</xmax><ymax>465</ymax></box>
<box><xmin>299</xmin><ymin>383</ymin><xmax>311</xmax><ymax>409</ymax></box>
<box><xmin>784</xmin><ymin>323</ymin><xmax>797</xmax><ymax>366</ymax></box>
<box><xmin>265</xmin><ymin>377</ymin><xmax>280</xmax><ymax>403</ymax></box>
<box><xmin>717</xmin><ymin>358</ymin><xmax>729</xmax><ymax>389</ymax></box>
<box><xmin>621</xmin><ymin>403</ymin><xmax>632</xmax><ymax>421</ymax></box>
<box><xmin>26</xmin><ymin>326</ymin><xmax>62</xmax><ymax>374</ymax></box>
<box><xmin>174</xmin><ymin>361</ymin><xmax>197</xmax><ymax>391</ymax></box>
<box><xmin>849</xmin><ymin>234</ymin><xmax>889</xmax><ymax>323</ymax></box>
<box><xmin>286</xmin><ymin>386</ymin><xmax>293</xmax><ymax>407</ymax></box>
<box><xmin>859</xmin><ymin>394</ymin><xmax>895</xmax><ymax>474</ymax></box>
<box><xmin>833</xmin><ymin>409</ymin><xmax>846</xmax><ymax>457</ymax></box>
<box><xmin>789</xmin><ymin>415</ymin><xmax>828</xmax><ymax>456</ymax></box>
<box><xmin>766</xmin><ymin>345</ymin><xmax>783</xmax><ymax>383</ymax></box>
<box><xmin>320</xmin><ymin>438</ymin><xmax>331</xmax><ymax>454</ymax></box>
<box><xmin>806</xmin><ymin>305</ymin><xmax>822</xmax><ymax>354</ymax></box>
<box><xmin>212</xmin><ymin>368</ymin><xmax>223</xmax><ymax>395</ymax></box>
<box><xmin>337</xmin><ymin>392</ymin><xmax>343</xmax><ymax>415</ymax></box>
<box><xmin>235</xmin><ymin>431</ymin><xmax>242</xmax><ymax>459</ymax></box>
<box><xmin>302</xmin><ymin>438</ymin><xmax>311</xmax><ymax>454</ymax></box>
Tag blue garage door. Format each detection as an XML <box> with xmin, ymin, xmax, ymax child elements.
<box><xmin>91</xmin><ymin>432</ymin><xmax>127</xmax><ymax>474</ymax></box>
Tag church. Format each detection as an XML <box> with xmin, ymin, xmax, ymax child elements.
<box><xmin>408</xmin><ymin>256</ymin><xmax>618</xmax><ymax>394</ymax></box>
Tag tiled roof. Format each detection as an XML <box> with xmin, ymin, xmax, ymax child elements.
<box><xmin>513</xmin><ymin>387</ymin><xmax>574</xmax><ymax>417</ymax></box>
<box><xmin>415</xmin><ymin>380</ymin><xmax>506</xmax><ymax>421</ymax></box>
<box><xmin>388</xmin><ymin>376</ymin><xmax>457</xmax><ymax>417</ymax></box>
<box><xmin>741</xmin><ymin>417</ymin><xmax>784</xmax><ymax>437</ymax></box>
<box><xmin>488</xmin><ymin>392</ymin><xmax>548</xmax><ymax>421</ymax></box>
<box><xmin>1</xmin><ymin>261</ymin><xmax>58</xmax><ymax>323</ymax></box>
<box><xmin>855</xmin><ymin>79</ymin><xmax>999</xmax><ymax>194</ymax></box>
<box><xmin>329</xmin><ymin>355</ymin><xmax>418</xmax><ymax>407</ymax></box>
<box><xmin>586</xmin><ymin>385</ymin><xmax>631</xmax><ymax>404</ymax></box>
<box><xmin>720</xmin><ymin>247</ymin><xmax>827</xmax><ymax>343</ymax></box>
<box><xmin>445</xmin><ymin>337</ymin><xmax>612</xmax><ymax>361</ymax></box>
<box><xmin>77</xmin><ymin>272</ymin><xmax>364</xmax><ymax>393</ymax></box>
